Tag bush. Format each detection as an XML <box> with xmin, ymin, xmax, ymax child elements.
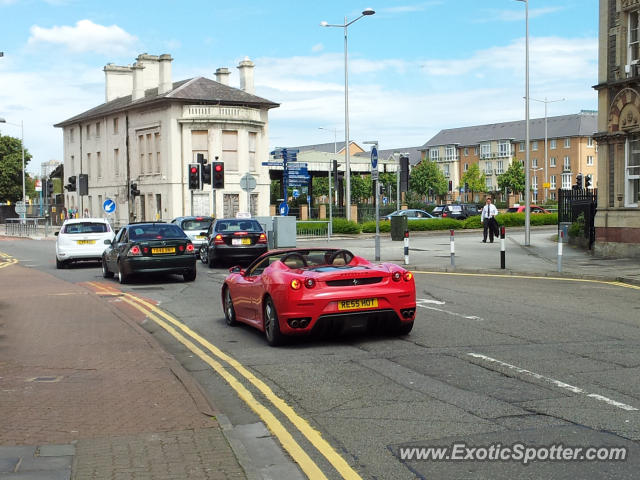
<box><xmin>495</xmin><ymin>212</ymin><xmax>558</xmax><ymax>227</ymax></box>
<box><xmin>332</xmin><ymin>217</ymin><xmax>361</xmax><ymax>234</ymax></box>
<box><xmin>361</xmin><ymin>220</ymin><xmax>391</xmax><ymax>233</ymax></box>
<box><xmin>568</xmin><ymin>213</ymin><xmax>585</xmax><ymax>238</ymax></box>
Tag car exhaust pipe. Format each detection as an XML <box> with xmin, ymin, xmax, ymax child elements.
<box><xmin>290</xmin><ymin>319</ymin><xmax>299</xmax><ymax>328</ymax></box>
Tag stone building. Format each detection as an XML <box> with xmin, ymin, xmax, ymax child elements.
<box><xmin>593</xmin><ymin>0</ymin><xmax>640</xmax><ymax>257</ymax></box>
<box><xmin>54</xmin><ymin>53</ymin><xmax>278</xmax><ymax>224</ymax></box>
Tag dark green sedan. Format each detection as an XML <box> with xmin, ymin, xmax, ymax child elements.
<box><xmin>101</xmin><ymin>222</ymin><xmax>197</xmax><ymax>284</ymax></box>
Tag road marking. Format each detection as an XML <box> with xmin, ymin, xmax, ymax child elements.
<box><xmin>87</xmin><ymin>282</ymin><xmax>362</xmax><ymax>480</ymax></box>
<box><xmin>467</xmin><ymin>353</ymin><xmax>638</xmax><ymax>411</ymax></box>
<box><xmin>412</xmin><ymin>270</ymin><xmax>640</xmax><ymax>291</ymax></box>
<box><xmin>0</xmin><ymin>251</ymin><xmax>18</xmax><ymax>270</ymax></box>
<box><xmin>416</xmin><ymin>298</ymin><xmax>483</xmax><ymax>321</ymax></box>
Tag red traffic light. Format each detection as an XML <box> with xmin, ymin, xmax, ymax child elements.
<box><xmin>214</xmin><ymin>164</ymin><xmax>223</xmax><ymax>172</ymax></box>
<box><xmin>190</xmin><ymin>166</ymin><xmax>198</xmax><ymax>174</ymax></box>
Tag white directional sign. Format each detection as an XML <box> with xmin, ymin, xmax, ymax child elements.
<box><xmin>15</xmin><ymin>201</ymin><xmax>26</xmax><ymax>214</ymax></box>
<box><xmin>240</xmin><ymin>173</ymin><xmax>257</xmax><ymax>192</ymax></box>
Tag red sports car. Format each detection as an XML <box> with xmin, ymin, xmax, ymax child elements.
<box><xmin>221</xmin><ymin>248</ymin><xmax>416</xmax><ymax>346</ymax></box>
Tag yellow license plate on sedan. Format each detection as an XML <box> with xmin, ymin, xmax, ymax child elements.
<box><xmin>338</xmin><ymin>298</ymin><xmax>378</xmax><ymax>311</ymax></box>
<box><xmin>232</xmin><ymin>238</ymin><xmax>252</xmax><ymax>245</ymax></box>
<box><xmin>151</xmin><ymin>247</ymin><xmax>176</xmax><ymax>254</ymax></box>
<box><xmin>196</xmin><ymin>235</ymin><xmax>206</xmax><ymax>239</ymax></box>
<box><xmin>76</xmin><ymin>240</ymin><xmax>96</xmax><ymax>245</ymax></box>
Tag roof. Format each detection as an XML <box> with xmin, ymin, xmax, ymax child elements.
<box><xmin>353</xmin><ymin>146</ymin><xmax>424</xmax><ymax>166</ymax></box>
<box><xmin>421</xmin><ymin>112</ymin><xmax>598</xmax><ymax>149</ymax></box>
<box><xmin>55</xmin><ymin>77</ymin><xmax>279</xmax><ymax>127</ymax></box>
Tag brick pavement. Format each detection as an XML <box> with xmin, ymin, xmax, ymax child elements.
<box><xmin>0</xmin><ymin>262</ymin><xmax>246</xmax><ymax>479</ymax></box>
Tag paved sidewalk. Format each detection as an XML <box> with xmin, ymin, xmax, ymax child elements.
<box><xmin>0</xmin><ymin>263</ymin><xmax>246</xmax><ymax>479</ymax></box>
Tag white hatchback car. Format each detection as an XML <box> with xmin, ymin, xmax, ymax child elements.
<box><xmin>55</xmin><ymin>218</ymin><xmax>115</xmax><ymax>268</ymax></box>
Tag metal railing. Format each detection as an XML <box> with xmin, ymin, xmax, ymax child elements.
<box><xmin>296</xmin><ymin>221</ymin><xmax>330</xmax><ymax>241</ymax></box>
<box><xmin>4</xmin><ymin>218</ymin><xmax>53</xmax><ymax>237</ymax></box>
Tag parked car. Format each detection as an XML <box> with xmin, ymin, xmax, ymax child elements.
<box><xmin>383</xmin><ymin>209</ymin><xmax>437</xmax><ymax>220</ymax></box>
<box><xmin>441</xmin><ymin>204</ymin><xmax>480</xmax><ymax>220</ymax></box>
<box><xmin>506</xmin><ymin>205</ymin><xmax>551</xmax><ymax>214</ymax></box>
<box><xmin>431</xmin><ymin>205</ymin><xmax>447</xmax><ymax>217</ymax></box>
<box><xmin>55</xmin><ymin>218</ymin><xmax>115</xmax><ymax>269</ymax></box>
<box><xmin>200</xmin><ymin>218</ymin><xmax>268</xmax><ymax>267</ymax></box>
<box><xmin>170</xmin><ymin>216</ymin><xmax>214</xmax><ymax>251</ymax></box>
<box><xmin>221</xmin><ymin>248</ymin><xmax>416</xmax><ymax>346</ymax></box>
<box><xmin>101</xmin><ymin>222</ymin><xmax>197</xmax><ymax>284</ymax></box>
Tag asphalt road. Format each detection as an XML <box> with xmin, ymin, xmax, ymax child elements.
<box><xmin>2</xmin><ymin>237</ymin><xmax>640</xmax><ymax>480</ymax></box>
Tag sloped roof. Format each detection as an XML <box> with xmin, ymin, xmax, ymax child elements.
<box><xmin>421</xmin><ymin>112</ymin><xmax>597</xmax><ymax>149</ymax></box>
<box><xmin>55</xmin><ymin>76</ymin><xmax>279</xmax><ymax>127</ymax></box>
<box><xmin>354</xmin><ymin>146</ymin><xmax>424</xmax><ymax>166</ymax></box>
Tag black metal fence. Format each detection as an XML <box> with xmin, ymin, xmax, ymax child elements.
<box><xmin>558</xmin><ymin>188</ymin><xmax>597</xmax><ymax>248</ymax></box>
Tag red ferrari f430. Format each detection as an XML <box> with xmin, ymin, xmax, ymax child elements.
<box><xmin>221</xmin><ymin>248</ymin><xmax>417</xmax><ymax>346</ymax></box>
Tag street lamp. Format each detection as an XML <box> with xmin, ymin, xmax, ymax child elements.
<box><xmin>0</xmin><ymin>117</ymin><xmax>26</xmax><ymax>218</ymax></box>
<box><xmin>515</xmin><ymin>0</ymin><xmax>530</xmax><ymax>245</ymax></box>
<box><xmin>531</xmin><ymin>97</ymin><xmax>565</xmax><ymax>203</ymax></box>
<box><xmin>321</xmin><ymin>7</ymin><xmax>375</xmax><ymax>221</ymax></box>
<box><xmin>318</xmin><ymin>127</ymin><xmax>338</xmax><ymax>154</ymax></box>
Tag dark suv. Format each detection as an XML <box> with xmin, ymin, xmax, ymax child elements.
<box><xmin>442</xmin><ymin>203</ymin><xmax>480</xmax><ymax>220</ymax></box>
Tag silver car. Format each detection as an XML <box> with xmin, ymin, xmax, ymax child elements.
<box><xmin>170</xmin><ymin>216</ymin><xmax>214</xmax><ymax>250</ymax></box>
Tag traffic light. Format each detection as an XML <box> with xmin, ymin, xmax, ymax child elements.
<box><xmin>576</xmin><ymin>173</ymin><xmax>583</xmax><ymax>189</ymax></box>
<box><xmin>66</xmin><ymin>176</ymin><xmax>77</xmax><ymax>192</ymax></box>
<box><xmin>399</xmin><ymin>155</ymin><xmax>409</xmax><ymax>193</ymax></box>
<box><xmin>332</xmin><ymin>159</ymin><xmax>338</xmax><ymax>180</ymax></box>
<box><xmin>202</xmin><ymin>164</ymin><xmax>211</xmax><ymax>185</ymax></box>
<box><xmin>130</xmin><ymin>182</ymin><xmax>140</xmax><ymax>197</ymax></box>
<box><xmin>584</xmin><ymin>175</ymin><xmax>592</xmax><ymax>188</ymax></box>
<box><xmin>188</xmin><ymin>163</ymin><xmax>201</xmax><ymax>190</ymax></box>
<box><xmin>464</xmin><ymin>182</ymin><xmax>469</xmax><ymax>192</ymax></box>
<box><xmin>212</xmin><ymin>162</ymin><xmax>225</xmax><ymax>189</ymax></box>
<box><xmin>78</xmin><ymin>173</ymin><xmax>88</xmax><ymax>196</ymax></box>
<box><xmin>448</xmin><ymin>180</ymin><xmax>453</xmax><ymax>192</ymax></box>
<box><xmin>46</xmin><ymin>179</ymin><xmax>54</xmax><ymax>196</ymax></box>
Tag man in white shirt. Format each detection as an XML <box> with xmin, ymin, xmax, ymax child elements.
<box><xmin>481</xmin><ymin>197</ymin><xmax>499</xmax><ymax>243</ymax></box>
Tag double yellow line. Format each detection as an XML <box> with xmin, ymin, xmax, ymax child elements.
<box><xmin>87</xmin><ymin>282</ymin><xmax>362</xmax><ymax>480</ymax></box>
<box><xmin>0</xmin><ymin>251</ymin><xmax>18</xmax><ymax>270</ymax></box>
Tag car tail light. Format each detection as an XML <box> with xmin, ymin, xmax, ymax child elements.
<box><xmin>442</xmin><ymin>212</ymin><xmax>448</xmax><ymax>217</ymax></box>
<box><xmin>258</xmin><ymin>233</ymin><xmax>267</xmax><ymax>244</ymax></box>
<box><xmin>391</xmin><ymin>271</ymin><xmax>402</xmax><ymax>282</ymax></box>
<box><xmin>142</xmin><ymin>247</ymin><xmax>149</xmax><ymax>254</ymax></box>
<box><xmin>127</xmin><ymin>245</ymin><xmax>142</xmax><ymax>256</ymax></box>
<box><xmin>304</xmin><ymin>278</ymin><xmax>316</xmax><ymax>289</ymax></box>
<box><xmin>404</xmin><ymin>272</ymin><xmax>413</xmax><ymax>281</ymax></box>
<box><xmin>214</xmin><ymin>234</ymin><xmax>224</xmax><ymax>245</ymax></box>
<box><xmin>290</xmin><ymin>279</ymin><xmax>302</xmax><ymax>290</ymax></box>
<box><xmin>186</xmin><ymin>243</ymin><xmax>195</xmax><ymax>253</ymax></box>
<box><xmin>233</xmin><ymin>231</ymin><xmax>248</xmax><ymax>236</ymax></box>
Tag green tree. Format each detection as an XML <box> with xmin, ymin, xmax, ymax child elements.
<box><xmin>312</xmin><ymin>176</ymin><xmax>329</xmax><ymax>197</ymax></box>
<box><xmin>497</xmin><ymin>160</ymin><xmax>526</xmax><ymax>195</ymax></box>
<box><xmin>409</xmin><ymin>160</ymin><xmax>448</xmax><ymax>197</ymax></box>
<box><xmin>0</xmin><ymin>134</ymin><xmax>33</xmax><ymax>203</ymax></box>
<box><xmin>460</xmin><ymin>163</ymin><xmax>486</xmax><ymax>196</ymax></box>
<box><xmin>351</xmin><ymin>174</ymin><xmax>372</xmax><ymax>204</ymax></box>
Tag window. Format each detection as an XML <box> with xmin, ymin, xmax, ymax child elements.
<box><xmin>564</xmin><ymin>137</ymin><xmax>571</xmax><ymax>148</ymax></box>
<box><xmin>629</xmin><ymin>10</ymin><xmax>640</xmax><ymax>65</ymax></box>
<box><xmin>587</xmin><ymin>137</ymin><xmax>594</xmax><ymax>147</ymax></box>
<box><xmin>445</xmin><ymin>145</ymin><xmax>456</xmax><ymax>160</ymax></box>
<box><xmin>532</xmin><ymin>176</ymin><xmax>538</xmax><ymax>190</ymax></box>
<box><xmin>550</xmin><ymin>191</ymin><xmax>556</xmax><ymax>200</ymax></box>
<box><xmin>550</xmin><ymin>175</ymin><xmax>557</xmax><ymax>189</ymax></box>
<box><xmin>532</xmin><ymin>158</ymin><xmax>538</xmax><ymax>168</ymax></box>
<box><xmin>474</xmin><ymin>147</ymin><xmax>479</xmax><ymax>155</ymax></box>
<box><xmin>464</xmin><ymin>163</ymin><xmax>469</xmax><ymax>172</ymax></box>
<box><xmin>564</xmin><ymin>156</ymin><xmax>571</xmax><ymax>171</ymax></box>
<box><xmin>485</xmin><ymin>162</ymin><xmax>493</xmax><ymax>174</ymax></box>
<box><xmin>480</xmin><ymin>143</ymin><xmax>491</xmax><ymax>158</ymax></box>
<box><xmin>95</xmin><ymin>122</ymin><xmax>100</xmax><ymax>138</ymax></box>
<box><xmin>443</xmin><ymin>165</ymin><xmax>450</xmax><ymax>177</ymax></box>
<box><xmin>138</xmin><ymin>135</ymin><xmax>145</xmax><ymax>173</ymax></box>
<box><xmin>86</xmin><ymin>124</ymin><xmax>90</xmax><ymax>139</ymax></box>
<box><xmin>222</xmin><ymin>131</ymin><xmax>238</xmax><ymax>170</ymax></box>
<box><xmin>498</xmin><ymin>140</ymin><xmax>510</xmax><ymax>157</ymax></box>
<box><xmin>154</xmin><ymin>132</ymin><xmax>161</xmax><ymax>173</ymax></box>
<box><xmin>519</xmin><ymin>142</ymin><xmax>524</xmax><ymax>152</ymax></box>
<box><xmin>86</xmin><ymin>153</ymin><xmax>91</xmax><ymax>177</ymax></box>
<box><xmin>550</xmin><ymin>157</ymin><xmax>557</xmax><ymax>167</ymax></box>
<box><xmin>96</xmin><ymin>151</ymin><xmax>102</xmax><ymax>179</ymax></box>
<box><xmin>561</xmin><ymin>173</ymin><xmax>572</xmax><ymax>189</ymax></box>
<box><xmin>113</xmin><ymin>117</ymin><xmax>119</xmax><ymax>134</ymax></box>
<box><xmin>147</xmin><ymin>133</ymin><xmax>152</xmax><ymax>175</ymax></box>
<box><xmin>587</xmin><ymin>155</ymin><xmax>594</xmax><ymax>166</ymax></box>
<box><xmin>550</xmin><ymin>139</ymin><xmax>557</xmax><ymax>150</ymax></box>
<box><xmin>430</xmin><ymin>149</ymin><xmax>439</xmax><ymax>161</ymax></box>
<box><xmin>586</xmin><ymin>174</ymin><xmax>594</xmax><ymax>189</ymax></box>
<box><xmin>625</xmin><ymin>137</ymin><xmax>640</xmax><ymax>206</ymax></box>
<box><xmin>249</xmin><ymin>132</ymin><xmax>257</xmax><ymax>170</ymax></box>
<box><xmin>114</xmin><ymin>148</ymin><xmax>120</xmax><ymax>177</ymax></box>
<box><xmin>532</xmin><ymin>141</ymin><xmax>538</xmax><ymax>151</ymax></box>
<box><xmin>496</xmin><ymin>160</ymin><xmax>504</xmax><ymax>174</ymax></box>
<box><xmin>485</xmin><ymin>177</ymin><xmax>492</xmax><ymax>190</ymax></box>
<box><xmin>464</xmin><ymin>147</ymin><xmax>469</xmax><ymax>156</ymax></box>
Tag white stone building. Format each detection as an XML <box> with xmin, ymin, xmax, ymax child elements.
<box><xmin>54</xmin><ymin>53</ymin><xmax>278</xmax><ymax>224</ymax></box>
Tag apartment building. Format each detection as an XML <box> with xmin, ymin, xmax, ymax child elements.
<box><xmin>420</xmin><ymin>112</ymin><xmax>597</xmax><ymax>203</ymax></box>
<box><xmin>593</xmin><ymin>0</ymin><xmax>640</xmax><ymax>257</ymax></box>
<box><xmin>54</xmin><ymin>54</ymin><xmax>278</xmax><ymax>225</ymax></box>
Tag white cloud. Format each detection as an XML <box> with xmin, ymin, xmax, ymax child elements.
<box><xmin>27</xmin><ymin>19</ymin><xmax>137</xmax><ymax>56</ymax></box>
<box><xmin>311</xmin><ymin>43</ymin><xmax>324</xmax><ymax>53</ymax></box>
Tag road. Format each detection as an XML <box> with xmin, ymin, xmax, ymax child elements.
<box><xmin>2</xmin><ymin>237</ymin><xmax>640</xmax><ymax>479</ymax></box>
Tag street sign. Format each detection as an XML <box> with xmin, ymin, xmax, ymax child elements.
<box><xmin>279</xmin><ymin>201</ymin><xmax>289</xmax><ymax>216</ymax></box>
<box><xmin>35</xmin><ymin>179</ymin><xmax>42</xmax><ymax>192</ymax></box>
<box><xmin>292</xmin><ymin>189</ymin><xmax>300</xmax><ymax>198</ymax></box>
<box><xmin>287</xmin><ymin>162</ymin><xmax>308</xmax><ymax>168</ymax></box>
<box><xmin>103</xmin><ymin>198</ymin><xmax>116</xmax><ymax>214</ymax></box>
<box><xmin>240</xmin><ymin>173</ymin><xmax>257</xmax><ymax>192</ymax></box>
<box><xmin>543</xmin><ymin>182</ymin><xmax>551</xmax><ymax>188</ymax></box>
<box><xmin>262</xmin><ymin>161</ymin><xmax>284</xmax><ymax>167</ymax></box>
<box><xmin>15</xmin><ymin>201</ymin><xmax>26</xmax><ymax>214</ymax></box>
<box><xmin>371</xmin><ymin>146</ymin><xmax>379</xmax><ymax>181</ymax></box>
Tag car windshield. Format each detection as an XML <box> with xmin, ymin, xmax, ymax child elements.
<box><xmin>448</xmin><ymin>205</ymin><xmax>463</xmax><ymax>212</ymax></box>
<box><xmin>129</xmin><ymin>224</ymin><xmax>187</xmax><ymax>240</ymax></box>
<box><xmin>182</xmin><ymin>219</ymin><xmax>212</xmax><ymax>231</ymax></box>
<box><xmin>62</xmin><ymin>222</ymin><xmax>110</xmax><ymax>234</ymax></box>
<box><xmin>215</xmin><ymin>219</ymin><xmax>263</xmax><ymax>233</ymax></box>
<box><xmin>506</xmin><ymin>208</ymin><xmax>519</xmax><ymax>213</ymax></box>
<box><xmin>433</xmin><ymin>206</ymin><xmax>444</xmax><ymax>212</ymax></box>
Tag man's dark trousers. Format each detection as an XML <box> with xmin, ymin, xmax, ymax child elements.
<box><xmin>483</xmin><ymin>218</ymin><xmax>495</xmax><ymax>242</ymax></box>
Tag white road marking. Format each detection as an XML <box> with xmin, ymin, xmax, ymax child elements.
<box><xmin>416</xmin><ymin>298</ymin><xmax>483</xmax><ymax>321</ymax></box>
<box><xmin>468</xmin><ymin>353</ymin><xmax>638</xmax><ymax>411</ymax></box>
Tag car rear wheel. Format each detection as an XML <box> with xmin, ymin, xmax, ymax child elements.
<box><xmin>263</xmin><ymin>296</ymin><xmax>284</xmax><ymax>346</ymax></box>
<box><xmin>199</xmin><ymin>246</ymin><xmax>208</xmax><ymax>264</ymax></box>
<box><xmin>183</xmin><ymin>268</ymin><xmax>196</xmax><ymax>282</ymax></box>
<box><xmin>118</xmin><ymin>262</ymin><xmax>128</xmax><ymax>284</ymax></box>
<box><xmin>56</xmin><ymin>257</ymin><xmax>65</xmax><ymax>269</ymax></box>
<box><xmin>102</xmin><ymin>258</ymin><xmax>114</xmax><ymax>278</ymax></box>
<box><xmin>223</xmin><ymin>286</ymin><xmax>237</xmax><ymax>326</ymax></box>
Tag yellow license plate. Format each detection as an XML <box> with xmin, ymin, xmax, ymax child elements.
<box><xmin>76</xmin><ymin>240</ymin><xmax>96</xmax><ymax>245</ymax></box>
<box><xmin>338</xmin><ymin>298</ymin><xmax>378</xmax><ymax>311</ymax></box>
<box><xmin>196</xmin><ymin>235</ymin><xmax>206</xmax><ymax>239</ymax></box>
<box><xmin>242</xmin><ymin>238</ymin><xmax>251</xmax><ymax>245</ymax></box>
<box><xmin>151</xmin><ymin>247</ymin><xmax>176</xmax><ymax>254</ymax></box>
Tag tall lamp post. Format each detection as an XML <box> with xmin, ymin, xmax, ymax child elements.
<box><xmin>321</xmin><ymin>7</ymin><xmax>375</xmax><ymax>221</ymax></box>
<box><xmin>515</xmin><ymin>0</ymin><xmax>530</xmax><ymax>245</ymax></box>
<box><xmin>0</xmin><ymin>117</ymin><xmax>26</xmax><ymax>218</ymax></box>
<box><xmin>531</xmin><ymin>97</ymin><xmax>565</xmax><ymax>203</ymax></box>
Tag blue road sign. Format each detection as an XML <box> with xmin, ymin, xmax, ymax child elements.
<box><xmin>287</xmin><ymin>162</ymin><xmax>307</xmax><ymax>168</ymax></box>
<box><xmin>262</xmin><ymin>161</ymin><xmax>284</xmax><ymax>166</ymax></box>
<box><xmin>292</xmin><ymin>189</ymin><xmax>300</xmax><ymax>198</ymax></box>
<box><xmin>279</xmin><ymin>201</ymin><xmax>289</xmax><ymax>216</ymax></box>
<box><xmin>371</xmin><ymin>146</ymin><xmax>378</xmax><ymax>169</ymax></box>
<box><xmin>103</xmin><ymin>198</ymin><xmax>116</xmax><ymax>213</ymax></box>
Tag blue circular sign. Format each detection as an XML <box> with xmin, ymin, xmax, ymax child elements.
<box><xmin>371</xmin><ymin>146</ymin><xmax>378</xmax><ymax>169</ymax></box>
<box><xmin>103</xmin><ymin>198</ymin><xmax>116</xmax><ymax>213</ymax></box>
<box><xmin>279</xmin><ymin>201</ymin><xmax>289</xmax><ymax>216</ymax></box>
<box><xmin>292</xmin><ymin>189</ymin><xmax>300</xmax><ymax>198</ymax></box>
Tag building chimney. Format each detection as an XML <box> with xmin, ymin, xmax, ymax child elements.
<box><xmin>237</xmin><ymin>57</ymin><xmax>254</xmax><ymax>94</ymax></box>
<box><xmin>215</xmin><ymin>67</ymin><xmax>230</xmax><ymax>86</ymax></box>
<box><xmin>104</xmin><ymin>63</ymin><xmax>133</xmax><ymax>102</ymax></box>
<box><xmin>132</xmin><ymin>62</ymin><xmax>145</xmax><ymax>101</ymax></box>
<box><xmin>158</xmin><ymin>54</ymin><xmax>173</xmax><ymax>94</ymax></box>
<box><xmin>135</xmin><ymin>53</ymin><xmax>159</xmax><ymax>92</ymax></box>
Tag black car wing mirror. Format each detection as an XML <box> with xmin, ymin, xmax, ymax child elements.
<box><xmin>104</xmin><ymin>239</ymin><xmax>112</xmax><ymax>245</ymax></box>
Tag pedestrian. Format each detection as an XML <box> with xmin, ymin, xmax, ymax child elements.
<box><xmin>481</xmin><ymin>197</ymin><xmax>499</xmax><ymax>243</ymax></box>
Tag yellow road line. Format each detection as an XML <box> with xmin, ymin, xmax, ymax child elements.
<box><xmin>117</xmin><ymin>294</ymin><xmax>329</xmax><ymax>480</ymax></box>
<box><xmin>412</xmin><ymin>270</ymin><xmax>640</xmax><ymax>290</ymax></box>
<box><xmin>0</xmin><ymin>251</ymin><xmax>18</xmax><ymax>269</ymax></box>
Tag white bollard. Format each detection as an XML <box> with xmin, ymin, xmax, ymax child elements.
<box><xmin>558</xmin><ymin>230</ymin><xmax>563</xmax><ymax>272</ymax></box>
<box><xmin>450</xmin><ymin>229</ymin><xmax>455</xmax><ymax>268</ymax></box>
<box><xmin>404</xmin><ymin>230</ymin><xmax>409</xmax><ymax>265</ymax></box>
